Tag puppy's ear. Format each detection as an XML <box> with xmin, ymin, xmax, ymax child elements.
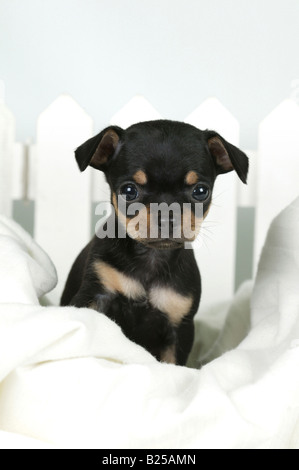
<box><xmin>75</xmin><ymin>126</ymin><xmax>124</xmax><ymax>172</ymax></box>
<box><xmin>205</xmin><ymin>131</ymin><xmax>249</xmax><ymax>184</ymax></box>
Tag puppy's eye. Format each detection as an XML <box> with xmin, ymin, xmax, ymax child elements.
<box><xmin>192</xmin><ymin>184</ymin><xmax>210</xmax><ymax>201</ymax></box>
<box><xmin>120</xmin><ymin>183</ymin><xmax>139</xmax><ymax>201</ymax></box>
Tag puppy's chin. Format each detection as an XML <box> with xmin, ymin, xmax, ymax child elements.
<box><xmin>147</xmin><ymin>240</ymin><xmax>183</xmax><ymax>250</ymax></box>
<box><xmin>133</xmin><ymin>237</ymin><xmax>186</xmax><ymax>250</ymax></box>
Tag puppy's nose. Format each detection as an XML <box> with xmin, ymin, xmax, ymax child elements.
<box><xmin>158</xmin><ymin>213</ymin><xmax>172</xmax><ymax>229</ymax></box>
<box><xmin>157</xmin><ymin>213</ymin><xmax>179</xmax><ymax>234</ymax></box>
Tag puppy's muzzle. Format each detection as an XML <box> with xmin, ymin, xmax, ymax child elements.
<box><xmin>157</xmin><ymin>213</ymin><xmax>180</xmax><ymax>238</ymax></box>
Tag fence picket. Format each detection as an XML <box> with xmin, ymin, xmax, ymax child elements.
<box><xmin>254</xmin><ymin>99</ymin><xmax>299</xmax><ymax>270</ymax></box>
<box><xmin>0</xmin><ymin>81</ymin><xmax>15</xmax><ymax>217</ymax></box>
<box><xmin>110</xmin><ymin>95</ymin><xmax>162</xmax><ymax>128</ymax></box>
<box><xmin>35</xmin><ymin>95</ymin><xmax>93</xmax><ymax>304</ymax></box>
<box><xmin>3</xmin><ymin>82</ymin><xmax>299</xmax><ymax>309</ymax></box>
<box><xmin>11</xmin><ymin>143</ymin><xmax>24</xmax><ymax>200</ymax></box>
<box><xmin>185</xmin><ymin>98</ymin><xmax>240</xmax><ymax>307</ymax></box>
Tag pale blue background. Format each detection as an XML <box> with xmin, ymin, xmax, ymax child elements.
<box><xmin>1</xmin><ymin>0</ymin><xmax>299</xmax><ymax>147</ymax></box>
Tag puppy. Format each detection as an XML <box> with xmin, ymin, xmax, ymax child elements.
<box><xmin>61</xmin><ymin>120</ymin><xmax>248</xmax><ymax>365</ymax></box>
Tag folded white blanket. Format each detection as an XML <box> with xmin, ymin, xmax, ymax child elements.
<box><xmin>0</xmin><ymin>197</ymin><xmax>299</xmax><ymax>449</ymax></box>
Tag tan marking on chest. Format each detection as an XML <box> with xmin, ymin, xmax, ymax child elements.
<box><xmin>149</xmin><ymin>287</ymin><xmax>193</xmax><ymax>325</ymax></box>
<box><xmin>160</xmin><ymin>345</ymin><xmax>176</xmax><ymax>364</ymax></box>
<box><xmin>94</xmin><ymin>260</ymin><xmax>146</xmax><ymax>299</ymax></box>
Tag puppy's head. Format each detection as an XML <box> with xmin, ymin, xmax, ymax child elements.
<box><xmin>75</xmin><ymin>120</ymin><xmax>248</xmax><ymax>248</ymax></box>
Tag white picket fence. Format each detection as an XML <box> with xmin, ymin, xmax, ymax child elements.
<box><xmin>1</xmin><ymin>84</ymin><xmax>299</xmax><ymax>307</ymax></box>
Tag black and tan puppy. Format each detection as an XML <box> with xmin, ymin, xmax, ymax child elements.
<box><xmin>61</xmin><ymin>120</ymin><xmax>248</xmax><ymax>365</ymax></box>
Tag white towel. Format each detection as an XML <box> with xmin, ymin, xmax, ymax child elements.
<box><xmin>0</xmin><ymin>197</ymin><xmax>299</xmax><ymax>449</ymax></box>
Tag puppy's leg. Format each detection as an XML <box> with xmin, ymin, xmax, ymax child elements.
<box><xmin>175</xmin><ymin>318</ymin><xmax>195</xmax><ymax>366</ymax></box>
<box><xmin>60</xmin><ymin>241</ymin><xmax>93</xmax><ymax>306</ymax></box>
